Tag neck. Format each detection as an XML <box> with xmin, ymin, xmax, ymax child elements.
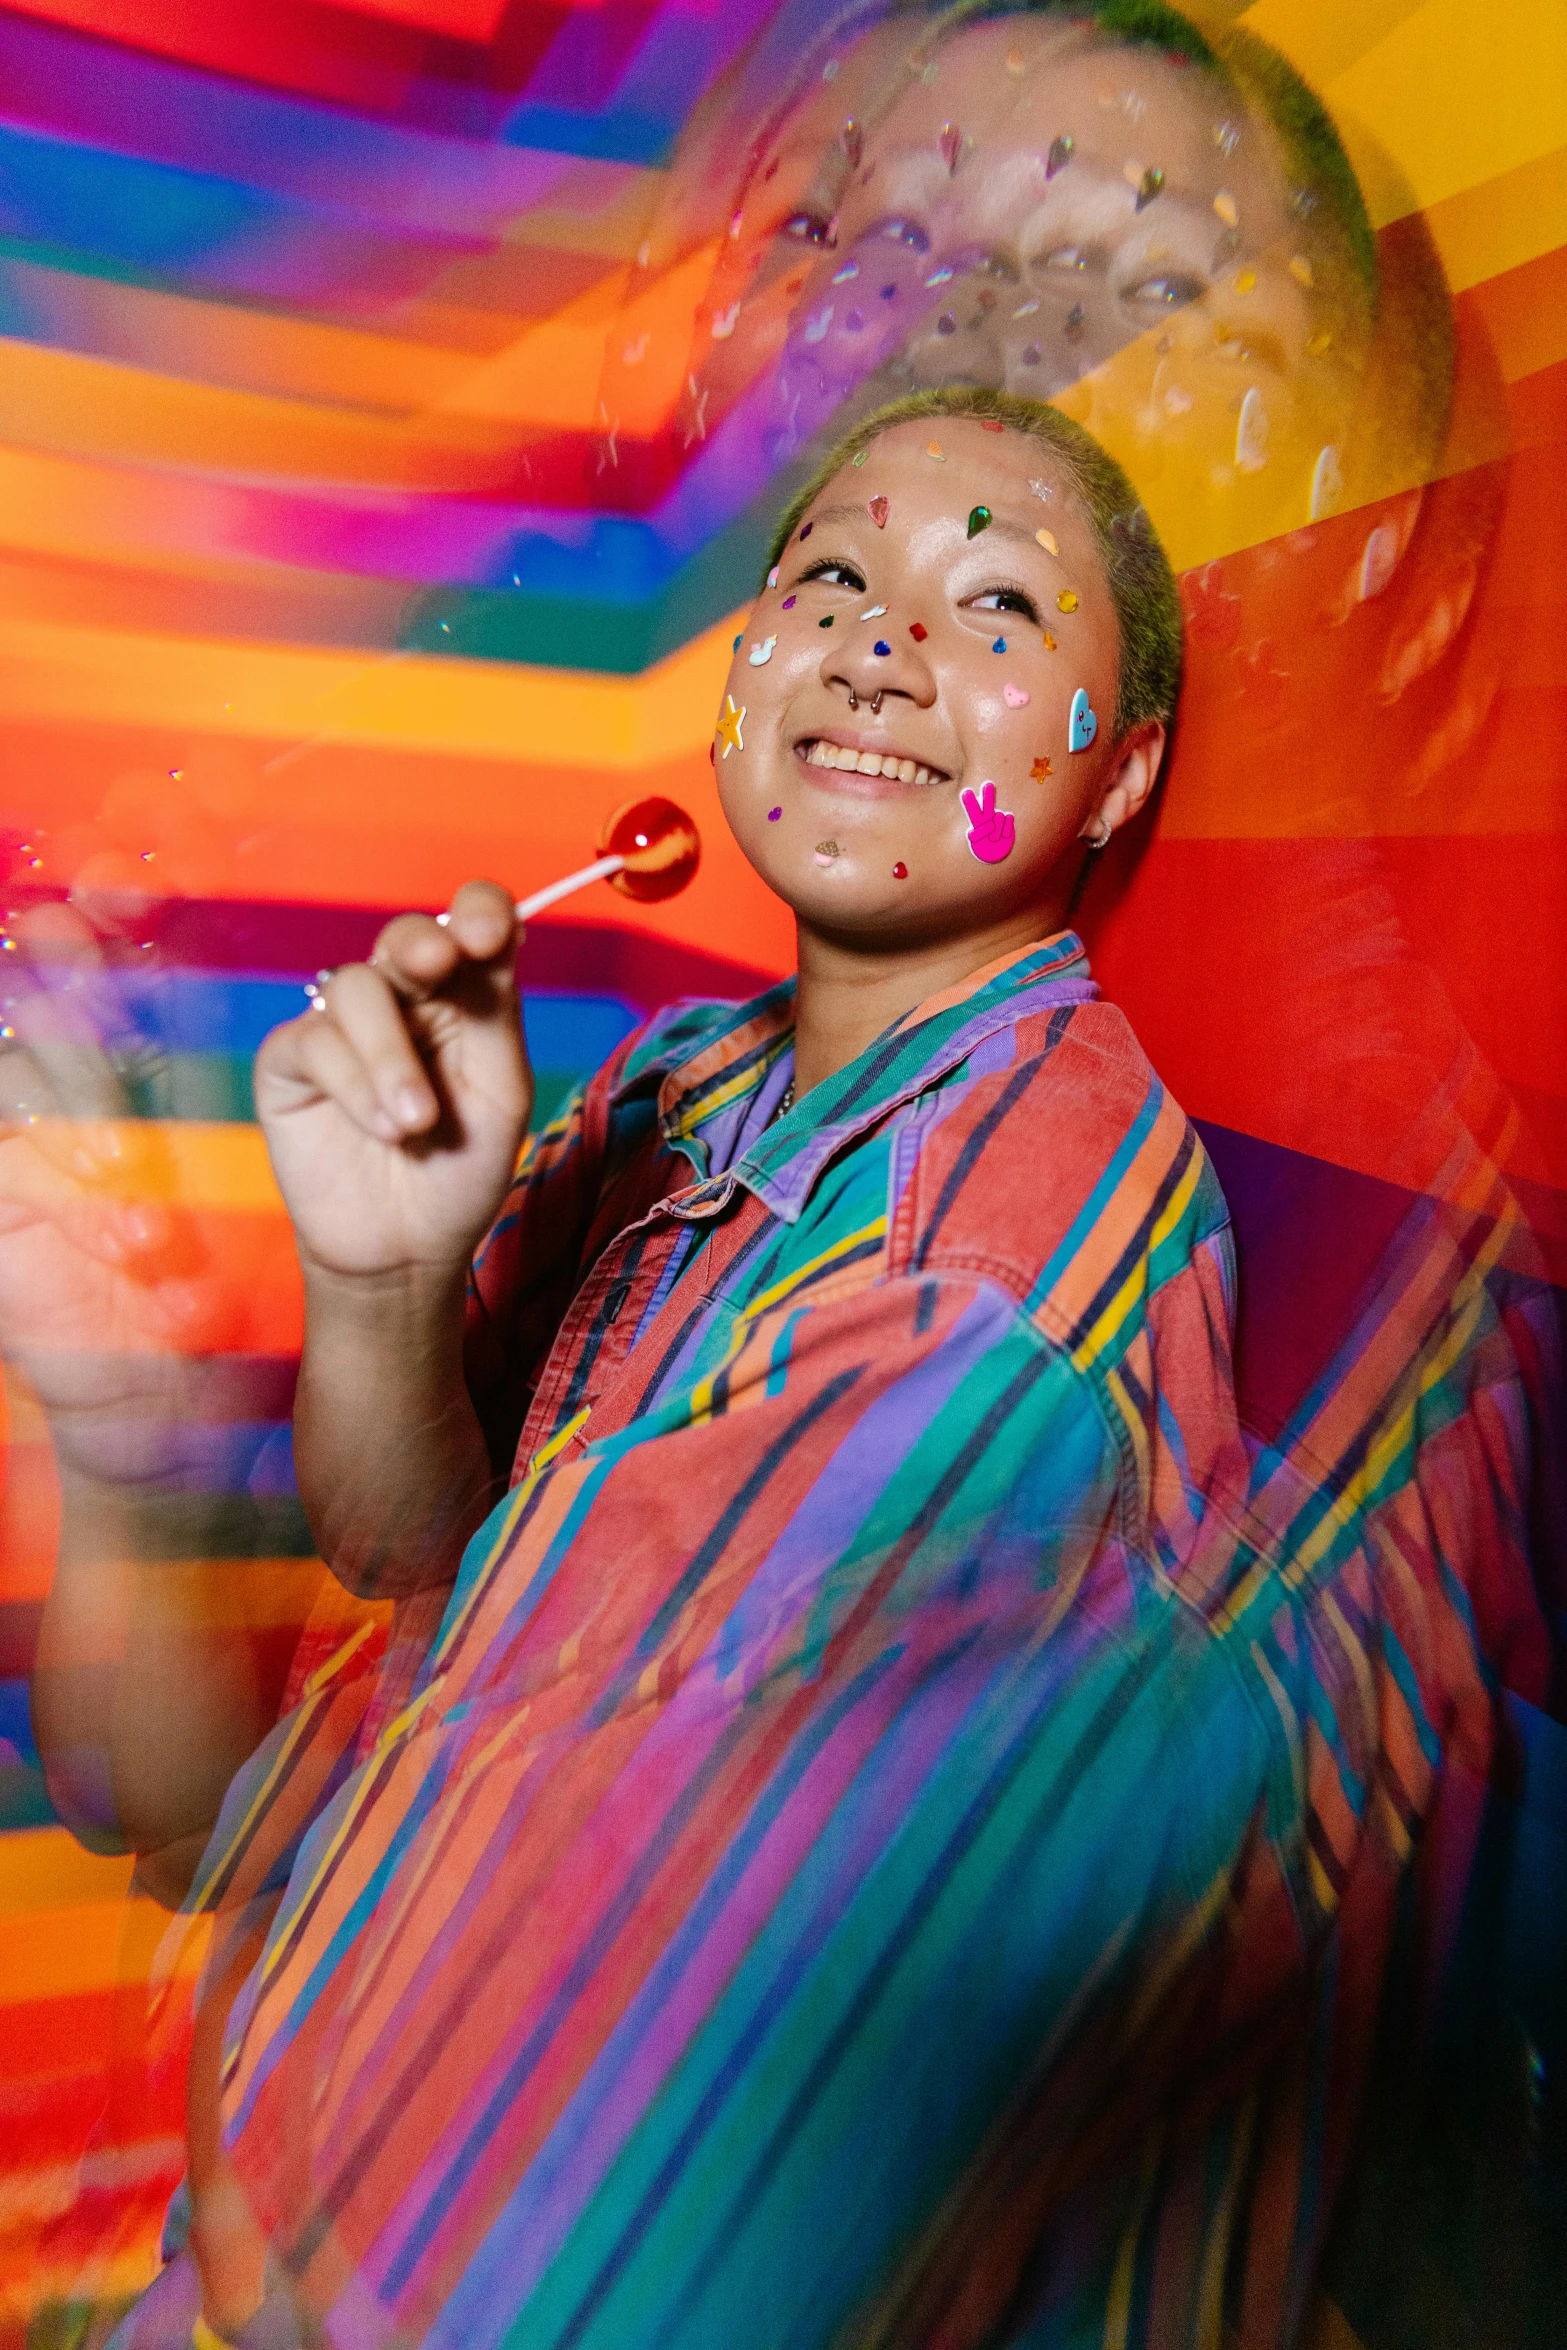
<box><xmin>790</xmin><ymin>899</ymin><xmax>1072</xmax><ymax>1097</ymax></box>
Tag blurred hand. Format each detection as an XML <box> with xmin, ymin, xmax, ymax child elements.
<box><xmin>0</xmin><ymin>902</ymin><xmax>231</xmax><ymax>1476</ymax></box>
<box><xmin>254</xmin><ymin>881</ymin><xmax>533</xmax><ymax>1285</ymax></box>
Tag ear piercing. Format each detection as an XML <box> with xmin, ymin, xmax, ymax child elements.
<box><xmin>1082</xmin><ymin>811</ymin><xmax>1112</xmax><ymax>849</ymax></box>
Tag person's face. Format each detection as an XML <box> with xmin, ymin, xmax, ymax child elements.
<box><xmin>688</xmin><ymin>20</ymin><xmax>1368</xmax><ymax>557</ymax></box>
<box><xmin>714</xmin><ymin>416</ymin><xmax>1160</xmax><ymax>944</ymax></box>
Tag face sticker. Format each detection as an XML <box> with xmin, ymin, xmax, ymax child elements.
<box><xmin>1004</xmin><ymin>683</ymin><xmax>1030</xmax><ymax>707</ymax></box>
<box><xmin>1035</xmin><ymin>529</ymin><xmax>1058</xmax><ymax>555</ymax></box>
<box><xmin>1290</xmin><ymin>254</ymin><xmax>1314</xmax><ymax>287</ymax></box>
<box><xmin>851</xmin><ymin>452</ymin><xmax>868</xmax><ymax>470</ymax></box>
<box><xmin>1029</xmin><ymin>479</ymin><xmax>1052</xmax><ymax>503</ymax></box>
<box><xmin>733</xmin><ymin>634</ymin><xmax>743</xmax><ymax>651</ymax></box>
<box><xmin>873</xmin><ymin>639</ymin><xmax>892</xmax><ymax>656</ymax></box>
<box><xmin>967</xmin><ymin>505</ymin><xmax>992</xmax><ymax>539</ymax></box>
<box><xmin>1046</xmin><ymin>133</ymin><xmax>1073</xmax><ymax>177</ymax></box>
<box><xmin>768</xmin><ymin>806</ymin><xmax>782</xmax><ymax>820</ymax></box>
<box><xmin>991</xmin><ymin>636</ymin><xmax>1007</xmax><ymax>653</ymax></box>
<box><xmin>860</xmin><ymin>604</ymin><xmax>887</xmax><ymax>620</ymax></box>
<box><xmin>799</xmin><ymin>522</ymin><xmax>814</xmax><ymax>541</ymax></box>
<box><xmin>1056</xmin><ymin>590</ymin><xmax>1079</xmax><ymax>614</ymax></box>
<box><xmin>716</xmin><ymin>695</ymin><xmax>746</xmax><ymax>756</ymax></box>
<box><xmin>782</xmin><ymin>594</ymin><xmax>797</xmax><ymax>609</ymax></box>
<box><xmin>909</xmin><ymin>621</ymin><xmax>929</xmax><ymax>641</ymax></box>
<box><xmin>819</xmin><ymin>615</ymin><xmax>835</xmax><ymax>628</ymax></box>
<box><xmin>1309</xmin><ymin>446</ymin><xmax>1343</xmax><ymax>521</ymax></box>
<box><xmin>939</xmin><ymin>122</ymin><xmax>962</xmax><ymax>172</ymax></box>
<box><xmin>1213</xmin><ymin>189</ymin><xmax>1239</xmax><ymax>227</ymax></box>
<box><xmin>1042</xmin><ymin>630</ymin><xmax>1057</xmax><ymax>651</ymax></box>
<box><xmin>1031</xmin><ymin>755</ymin><xmax>1052</xmax><ymax>781</ymax></box>
<box><xmin>1068</xmin><ymin>688</ymin><xmax>1098</xmax><ymax>753</ymax></box>
<box><xmin>767</xmin><ymin>566</ymin><xmax>780</xmax><ymax>587</ymax></box>
<box><xmin>1236</xmin><ymin>387</ymin><xmax>1268</xmax><ymax>471</ymax></box>
<box><xmin>748</xmin><ymin>635</ymin><xmax>777</xmax><ymax>665</ymax></box>
<box><xmin>961</xmin><ymin>780</ymin><xmax>1016</xmax><ymax>864</ymax></box>
<box><xmin>868</xmin><ymin>495</ymin><xmax>889</xmax><ymax>528</ymax></box>
<box><xmin>893</xmin><ymin>861</ymin><xmax>908</xmax><ymax>878</ymax></box>
<box><xmin>981</xmin><ymin>418</ymin><xmax>1005</xmax><ymax>434</ymax></box>
<box><xmin>1136</xmin><ymin>165</ymin><xmax>1164</xmax><ymax>210</ymax></box>
<box><xmin>814</xmin><ymin>839</ymin><xmax>840</xmax><ymax>864</ymax></box>
<box><xmin>927</xmin><ymin>440</ymin><xmax>945</xmax><ymax>460</ymax></box>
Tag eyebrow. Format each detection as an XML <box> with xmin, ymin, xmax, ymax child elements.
<box><xmin>804</xmin><ymin>504</ymin><xmax>1055</xmax><ymax>546</ymax></box>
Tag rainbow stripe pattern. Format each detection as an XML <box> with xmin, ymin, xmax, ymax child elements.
<box><xmin>2</xmin><ymin>2</ymin><xmax>1564</xmax><ymax>2343</ymax></box>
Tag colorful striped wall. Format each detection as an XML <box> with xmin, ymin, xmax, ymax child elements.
<box><xmin>0</xmin><ymin>1</ymin><xmax>1562</xmax><ymax>2339</ymax></box>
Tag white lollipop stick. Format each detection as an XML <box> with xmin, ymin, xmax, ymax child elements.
<box><xmin>514</xmin><ymin>853</ymin><xmax>625</xmax><ymax>921</ymax></box>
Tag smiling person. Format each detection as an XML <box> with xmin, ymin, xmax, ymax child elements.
<box><xmin>115</xmin><ymin>393</ymin><xmax>1389</xmax><ymax>2350</ymax></box>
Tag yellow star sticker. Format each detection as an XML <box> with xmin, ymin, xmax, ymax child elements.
<box><xmin>1031</xmin><ymin>755</ymin><xmax>1053</xmax><ymax>783</ymax></box>
<box><xmin>716</xmin><ymin>694</ymin><xmax>746</xmax><ymax>758</ymax></box>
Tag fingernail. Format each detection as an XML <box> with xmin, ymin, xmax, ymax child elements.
<box><xmin>394</xmin><ymin>1086</ymin><xmax>427</xmax><ymax>1129</ymax></box>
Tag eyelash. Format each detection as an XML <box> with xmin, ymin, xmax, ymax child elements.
<box><xmin>972</xmin><ymin>580</ymin><xmax>1041</xmax><ymax>622</ymax></box>
<box><xmin>793</xmin><ymin>566</ymin><xmax>1041</xmax><ymax>622</ymax></box>
<box><xmin>798</xmin><ymin>556</ymin><xmax>866</xmax><ymax>590</ymax></box>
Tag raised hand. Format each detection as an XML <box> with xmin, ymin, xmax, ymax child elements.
<box><xmin>960</xmin><ymin>780</ymin><xmax>1016</xmax><ymax>866</ymax></box>
<box><xmin>254</xmin><ymin>881</ymin><xmax>533</xmax><ymax>1285</ymax></box>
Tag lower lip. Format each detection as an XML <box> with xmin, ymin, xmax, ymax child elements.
<box><xmin>793</xmin><ymin>746</ymin><xmax>944</xmax><ymax>797</ymax></box>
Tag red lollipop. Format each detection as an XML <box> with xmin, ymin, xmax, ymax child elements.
<box><xmin>515</xmin><ymin>797</ymin><xmax>700</xmax><ymax>921</ymax></box>
<box><xmin>598</xmin><ymin>796</ymin><xmax>702</xmax><ymax>903</ymax></box>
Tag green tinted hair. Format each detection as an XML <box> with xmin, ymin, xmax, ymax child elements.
<box><xmin>765</xmin><ymin>385</ymin><xmax>1182</xmax><ymax>740</ymax></box>
<box><xmin>929</xmin><ymin>0</ymin><xmax>1378</xmax><ymax>299</ymax></box>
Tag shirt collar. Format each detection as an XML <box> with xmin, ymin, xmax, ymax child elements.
<box><xmin>624</xmin><ymin>930</ymin><xmax>1093</xmax><ymax>1224</ymax></box>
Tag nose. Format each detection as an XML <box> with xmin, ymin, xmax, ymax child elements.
<box><xmin>823</xmin><ymin>618</ymin><xmax>936</xmax><ymax>715</ymax></box>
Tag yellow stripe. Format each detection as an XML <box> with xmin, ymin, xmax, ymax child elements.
<box><xmin>1283</xmin><ymin>1232</ymin><xmax>1494</xmax><ymax>1592</ymax></box>
<box><xmin>683</xmin><ymin>1215</ymin><xmax>887</xmax><ymax>1427</ymax></box>
<box><xmin>1241</xmin><ymin>0</ymin><xmax>1567</xmax><ymax>225</ymax></box>
<box><xmin>1102</xmin><ymin>1362</ymin><xmax>1151</xmax><ymax>1506</ymax></box>
<box><xmin>431</xmin><ymin>1406</ymin><xmax>594</xmax><ymax>1662</ymax></box>
<box><xmin>670</xmin><ymin>1060</ymin><xmax>769</xmax><ymax>1138</ymax></box>
<box><xmin>1102</xmin><ymin>2126</ymin><xmax>1164</xmax><ymax>2350</ymax></box>
<box><xmin>0</xmin><ymin>603</ymin><xmax>738</xmax><ymax>769</ymax></box>
<box><xmin>1072</xmin><ymin>1147</ymin><xmax>1201</xmax><ymax>1375</ymax></box>
<box><xmin>1195</xmin><ymin>2090</ymin><xmax>1260</xmax><ymax>2350</ymax></box>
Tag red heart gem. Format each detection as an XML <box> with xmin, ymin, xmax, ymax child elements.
<box><xmin>893</xmin><ymin>862</ymin><xmax>908</xmax><ymax>879</ymax></box>
<box><xmin>867</xmin><ymin>495</ymin><xmax>889</xmax><ymax>528</ymax></box>
<box><xmin>908</xmin><ymin>621</ymin><xmax>928</xmax><ymax>641</ymax></box>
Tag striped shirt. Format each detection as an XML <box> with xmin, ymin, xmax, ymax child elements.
<box><xmin>184</xmin><ymin>929</ymin><xmax>1545</xmax><ymax>2349</ymax></box>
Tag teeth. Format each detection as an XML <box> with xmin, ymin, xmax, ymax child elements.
<box><xmin>803</xmin><ymin>741</ymin><xmax>938</xmax><ymax>784</ymax></box>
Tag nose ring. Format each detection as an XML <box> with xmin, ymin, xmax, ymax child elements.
<box><xmin>848</xmin><ymin>686</ymin><xmax>858</xmax><ymax>710</ymax></box>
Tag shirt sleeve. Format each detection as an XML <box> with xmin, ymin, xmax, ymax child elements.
<box><xmin>462</xmin><ymin>1067</ymin><xmax>622</xmax><ymax>1483</ymax></box>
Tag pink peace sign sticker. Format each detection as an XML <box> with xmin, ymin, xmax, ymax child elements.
<box><xmin>961</xmin><ymin>779</ymin><xmax>1016</xmax><ymax>864</ymax></box>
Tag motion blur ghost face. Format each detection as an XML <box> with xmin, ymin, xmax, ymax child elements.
<box><xmin>674</xmin><ymin>7</ymin><xmax>1387</xmax><ymax>562</ymax></box>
